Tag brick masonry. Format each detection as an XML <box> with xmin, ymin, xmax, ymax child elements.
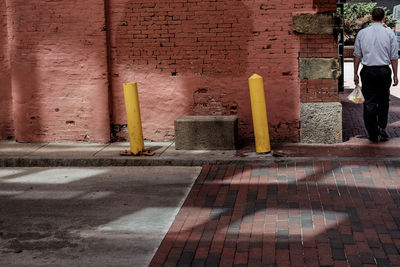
<box><xmin>150</xmin><ymin>162</ymin><xmax>400</xmax><ymax>266</ymax></box>
<box><xmin>0</xmin><ymin>0</ymin><xmax>12</xmax><ymax>140</ymax></box>
<box><xmin>313</xmin><ymin>0</ymin><xmax>338</xmax><ymax>13</ymax></box>
<box><xmin>108</xmin><ymin>0</ymin><xmax>308</xmax><ymax>142</ymax></box>
<box><xmin>297</xmin><ymin>26</ymin><xmax>340</xmax><ymax>105</ymax></box>
<box><xmin>0</xmin><ymin>0</ymin><xmax>339</xmax><ymax>143</ymax></box>
<box><xmin>300</xmin><ymin>34</ymin><xmax>338</xmax><ymax>58</ymax></box>
<box><xmin>4</xmin><ymin>0</ymin><xmax>110</xmax><ymax>142</ymax></box>
<box><xmin>301</xmin><ymin>79</ymin><xmax>339</xmax><ymax>103</ymax></box>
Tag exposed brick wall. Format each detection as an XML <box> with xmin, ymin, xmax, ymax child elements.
<box><xmin>6</xmin><ymin>0</ymin><xmax>110</xmax><ymax>142</ymax></box>
<box><xmin>300</xmin><ymin>79</ymin><xmax>339</xmax><ymax>102</ymax></box>
<box><xmin>299</xmin><ymin>35</ymin><xmax>338</xmax><ymax>58</ymax></box>
<box><xmin>112</xmin><ymin>1</ymin><xmax>251</xmax><ymax>76</ymax></box>
<box><xmin>109</xmin><ymin>0</ymin><xmax>313</xmax><ymax>142</ymax></box>
<box><xmin>344</xmin><ymin>46</ymin><xmax>354</xmax><ymax>59</ymax></box>
<box><xmin>0</xmin><ymin>0</ymin><xmax>13</xmax><ymax>140</ymax></box>
<box><xmin>0</xmin><ymin>0</ymin><xmax>341</xmax><ymax>143</ymax></box>
<box><xmin>313</xmin><ymin>0</ymin><xmax>337</xmax><ymax>13</ymax></box>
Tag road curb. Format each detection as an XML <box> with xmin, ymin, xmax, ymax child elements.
<box><xmin>1</xmin><ymin>156</ymin><xmax>400</xmax><ymax>167</ymax></box>
<box><xmin>0</xmin><ymin>157</ymin><xmax>289</xmax><ymax>167</ymax></box>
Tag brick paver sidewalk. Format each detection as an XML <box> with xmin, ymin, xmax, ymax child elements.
<box><xmin>150</xmin><ymin>162</ymin><xmax>400</xmax><ymax>266</ymax></box>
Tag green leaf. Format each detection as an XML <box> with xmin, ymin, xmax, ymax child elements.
<box><xmin>341</xmin><ymin>3</ymin><xmax>396</xmax><ymax>45</ymax></box>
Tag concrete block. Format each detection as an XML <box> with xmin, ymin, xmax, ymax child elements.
<box><xmin>174</xmin><ymin>116</ymin><xmax>238</xmax><ymax>150</ymax></box>
<box><xmin>299</xmin><ymin>58</ymin><xmax>341</xmax><ymax>79</ymax></box>
<box><xmin>300</xmin><ymin>102</ymin><xmax>342</xmax><ymax>144</ymax></box>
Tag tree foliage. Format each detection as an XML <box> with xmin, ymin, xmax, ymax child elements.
<box><xmin>343</xmin><ymin>2</ymin><xmax>397</xmax><ymax>45</ymax></box>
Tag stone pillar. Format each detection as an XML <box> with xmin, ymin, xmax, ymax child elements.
<box><xmin>293</xmin><ymin>10</ymin><xmax>343</xmax><ymax>144</ymax></box>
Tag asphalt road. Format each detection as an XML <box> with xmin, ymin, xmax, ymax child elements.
<box><xmin>0</xmin><ymin>166</ymin><xmax>201</xmax><ymax>267</ymax></box>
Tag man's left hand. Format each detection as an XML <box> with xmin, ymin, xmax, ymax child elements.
<box><xmin>393</xmin><ymin>76</ymin><xmax>399</xmax><ymax>86</ymax></box>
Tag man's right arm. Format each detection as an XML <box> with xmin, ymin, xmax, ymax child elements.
<box><xmin>353</xmin><ymin>31</ymin><xmax>363</xmax><ymax>86</ymax></box>
<box><xmin>392</xmin><ymin>59</ymin><xmax>398</xmax><ymax>86</ymax></box>
<box><xmin>354</xmin><ymin>57</ymin><xmax>361</xmax><ymax>86</ymax></box>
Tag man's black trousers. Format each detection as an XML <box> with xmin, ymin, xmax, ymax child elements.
<box><xmin>360</xmin><ymin>65</ymin><xmax>391</xmax><ymax>139</ymax></box>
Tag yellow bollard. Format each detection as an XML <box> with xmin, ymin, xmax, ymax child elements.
<box><xmin>248</xmin><ymin>74</ymin><xmax>271</xmax><ymax>153</ymax></box>
<box><xmin>123</xmin><ymin>82</ymin><xmax>144</xmax><ymax>155</ymax></box>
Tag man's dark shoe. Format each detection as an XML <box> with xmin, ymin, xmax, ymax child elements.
<box><xmin>368</xmin><ymin>135</ymin><xmax>379</xmax><ymax>143</ymax></box>
<box><xmin>378</xmin><ymin>128</ymin><xmax>389</xmax><ymax>141</ymax></box>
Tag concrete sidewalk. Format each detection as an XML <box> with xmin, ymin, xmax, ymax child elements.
<box><xmin>2</xmin><ymin>138</ymin><xmax>400</xmax><ymax>168</ymax></box>
<box><xmin>0</xmin><ymin>141</ymin><xmax>275</xmax><ymax>167</ymax></box>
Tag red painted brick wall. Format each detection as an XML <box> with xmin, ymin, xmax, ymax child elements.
<box><xmin>0</xmin><ymin>0</ymin><xmax>340</xmax><ymax>143</ymax></box>
<box><xmin>6</xmin><ymin>0</ymin><xmax>110</xmax><ymax>142</ymax></box>
<box><xmin>109</xmin><ymin>0</ymin><xmax>317</xmax><ymax>142</ymax></box>
<box><xmin>0</xmin><ymin>0</ymin><xmax>13</xmax><ymax>140</ymax></box>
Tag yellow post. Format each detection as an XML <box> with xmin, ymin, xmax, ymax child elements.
<box><xmin>123</xmin><ymin>82</ymin><xmax>144</xmax><ymax>155</ymax></box>
<box><xmin>248</xmin><ymin>74</ymin><xmax>271</xmax><ymax>153</ymax></box>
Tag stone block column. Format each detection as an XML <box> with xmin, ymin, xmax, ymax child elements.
<box><xmin>293</xmin><ymin>9</ymin><xmax>343</xmax><ymax>144</ymax></box>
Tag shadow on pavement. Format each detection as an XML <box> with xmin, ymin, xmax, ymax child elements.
<box><xmin>341</xmin><ymin>89</ymin><xmax>400</xmax><ymax>142</ymax></box>
<box><xmin>151</xmin><ymin>163</ymin><xmax>400</xmax><ymax>266</ymax></box>
<box><xmin>0</xmin><ymin>166</ymin><xmax>200</xmax><ymax>266</ymax></box>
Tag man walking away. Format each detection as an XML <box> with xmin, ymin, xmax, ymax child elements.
<box><xmin>354</xmin><ymin>7</ymin><xmax>399</xmax><ymax>143</ymax></box>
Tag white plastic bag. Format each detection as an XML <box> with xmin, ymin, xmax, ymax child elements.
<box><xmin>347</xmin><ymin>85</ymin><xmax>365</xmax><ymax>104</ymax></box>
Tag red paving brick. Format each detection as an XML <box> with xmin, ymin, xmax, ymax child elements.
<box><xmin>270</xmin><ymin>92</ymin><xmax>400</xmax><ymax>158</ymax></box>
<box><xmin>341</xmin><ymin>91</ymin><xmax>400</xmax><ymax>141</ymax></box>
<box><xmin>150</xmin><ymin>162</ymin><xmax>400</xmax><ymax>266</ymax></box>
